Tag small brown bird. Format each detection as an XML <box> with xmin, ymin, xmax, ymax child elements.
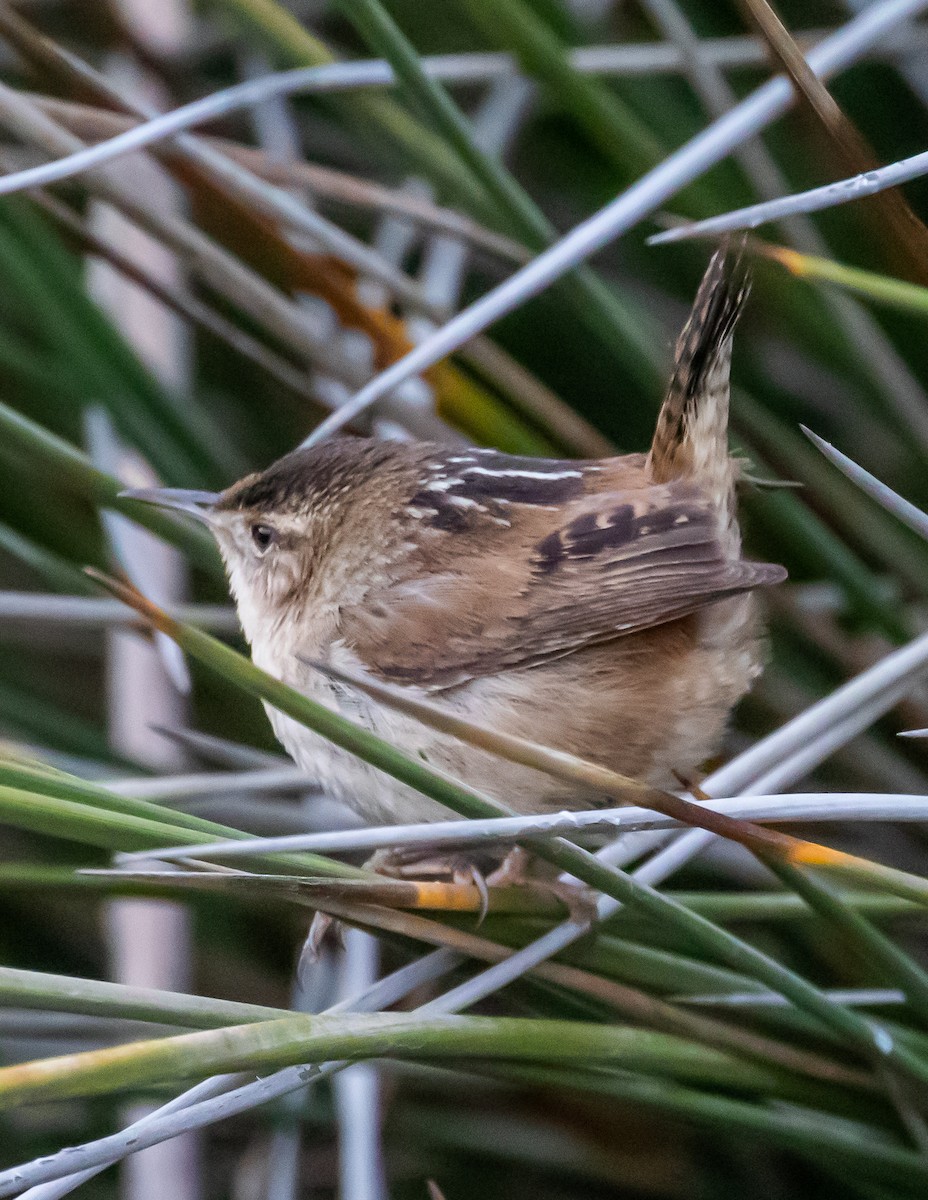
<box><xmin>128</xmin><ymin>248</ymin><xmax>785</xmax><ymax>826</ymax></box>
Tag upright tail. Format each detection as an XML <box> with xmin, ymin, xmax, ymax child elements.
<box><xmin>647</xmin><ymin>245</ymin><xmax>749</xmax><ymax>549</ymax></box>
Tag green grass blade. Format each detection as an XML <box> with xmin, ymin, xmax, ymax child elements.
<box><xmin>0</xmin><ymin>1012</ymin><xmax>841</xmax><ymax>1108</ymax></box>
<box><xmin>763</xmin><ymin>856</ymin><xmax>928</xmax><ymax>1025</ymax></box>
<box><xmin>0</xmin><ymin>965</ymin><xmax>293</xmax><ymax>1029</ymax></box>
<box><xmin>0</xmin><ymin>761</ymin><xmax>358</xmax><ymax>878</ymax></box>
<box><xmin>455</xmin><ymin>0</ymin><xmax>663</xmax><ymax>176</ymax></box>
<box><xmin>0</xmin><ymin>398</ymin><xmax>220</xmax><ymax>573</ymax></box>
<box><xmin>758</xmin><ymin>241</ymin><xmax>928</xmax><ymax>317</ymax></box>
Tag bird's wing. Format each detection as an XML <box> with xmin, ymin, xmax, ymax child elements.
<box><xmin>341</xmin><ymin>471</ymin><xmax>785</xmax><ymax>690</ymax></box>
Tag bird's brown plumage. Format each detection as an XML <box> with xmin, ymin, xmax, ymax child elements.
<box><xmin>332</xmin><ymin>452</ymin><xmax>781</xmax><ymax>690</ymax></box>
<box><xmin>196</xmin><ymin>247</ymin><xmax>786</xmax><ymax>821</ymax></box>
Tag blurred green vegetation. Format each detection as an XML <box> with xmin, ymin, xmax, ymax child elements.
<box><xmin>4</xmin><ymin>1</ymin><xmax>928</xmax><ymax>1197</ymax></box>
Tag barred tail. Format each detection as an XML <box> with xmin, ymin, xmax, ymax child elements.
<box><xmin>647</xmin><ymin>244</ymin><xmax>749</xmax><ymax>530</ymax></box>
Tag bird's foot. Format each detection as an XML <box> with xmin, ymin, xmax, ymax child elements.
<box><xmin>371</xmin><ymin>845</ymin><xmax>596</xmax><ymax>923</ymax></box>
<box><xmin>301</xmin><ymin>845</ymin><xmax>592</xmax><ymax>965</ymax></box>
<box><xmin>367</xmin><ymin>847</ymin><xmax>492</xmax><ymax>920</ymax></box>
<box><xmin>487</xmin><ymin>847</ymin><xmax>597</xmax><ymax>925</ymax></box>
<box><xmin>302</xmin><ymin>848</ymin><xmax>495</xmax><ymax>962</ymax></box>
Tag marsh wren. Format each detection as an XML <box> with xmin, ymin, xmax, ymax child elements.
<box><xmin>127</xmin><ymin>249</ymin><xmax>785</xmax><ymax>825</ymax></box>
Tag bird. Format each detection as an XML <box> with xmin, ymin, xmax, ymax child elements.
<box><xmin>125</xmin><ymin>247</ymin><xmax>785</xmax><ymax>830</ymax></box>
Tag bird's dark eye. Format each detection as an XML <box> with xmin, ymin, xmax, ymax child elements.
<box><xmin>250</xmin><ymin>523</ymin><xmax>277</xmax><ymax>554</ymax></box>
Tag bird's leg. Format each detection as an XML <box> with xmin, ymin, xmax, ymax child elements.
<box><xmin>303</xmin><ymin>844</ymin><xmax>595</xmax><ymax>961</ymax></box>
<box><xmin>302</xmin><ymin>910</ymin><xmax>343</xmax><ymax>969</ymax></box>
<box><xmin>486</xmin><ymin>847</ymin><xmax>597</xmax><ymax>925</ymax></box>
<box><xmin>302</xmin><ymin>849</ymin><xmax>475</xmax><ymax>964</ymax></box>
<box><xmin>302</xmin><ymin>847</ymin><xmax>496</xmax><ymax>960</ymax></box>
<box><xmin>672</xmin><ymin>767</ymin><xmax>711</xmax><ymax>802</ymax></box>
<box><xmin>367</xmin><ymin>846</ymin><xmax>489</xmax><ymax>882</ymax></box>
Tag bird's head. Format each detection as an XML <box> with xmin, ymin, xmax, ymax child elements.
<box><xmin>121</xmin><ymin>438</ymin><xmax>423</xmax><ymax>650</ymax></box>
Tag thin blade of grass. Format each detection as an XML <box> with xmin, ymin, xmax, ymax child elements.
<box><xmin>112</xmin><ymin>793</ymin><xmax>928</xmax><ymax>864</ymax></box>
<box><xmin>750</xmin><ymin>238</ymin><xmax>928</xmax><ymax>316</ymax></box>
<box><xmin>802</xmin><ymin>426</ymin><xmax>928</xmax><ymax>544</ymax></box>
<box><xmin>84</xmin><ymin>869</ymin><xmax>554</xmax><ymax>918</ymax></box>
<box><xmin>650</xmin><ymin>145</ymin><xmax>928</xmax><ymax>245</ymax></box>
<box><xmin>0</xmin><ymin>967</ymin><xmax>293</xmax><ymax>1029</ymax></box>
<box><xmin>105</xmin><ymin>766</ymin><xmax>311</xmax><ymax>800</ymax></box>
<box><xmin>0</xmin><ymin>593</ymin><xmax>235</xmax><ymax>631</ymax></box>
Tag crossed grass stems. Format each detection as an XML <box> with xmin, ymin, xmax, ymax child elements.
<box><xmin>6</xmin><ymin>445</ymin><xmax>928</xmax><ymax>1195</ymax></box>
<box><xmin>5</xmin><ymin>0</ymin><xmax>928</xmax><ymax>1193</ymax></box>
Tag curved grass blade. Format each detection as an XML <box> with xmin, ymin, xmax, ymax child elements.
<box><xmin>0</xmin><ymin>1012</ymin><xmax>858</xmax><ymax>1109</ymax></box>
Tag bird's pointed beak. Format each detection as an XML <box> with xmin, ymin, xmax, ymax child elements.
<box><xmin>119</xmin><ymin>487</ymin><xmax>221</xmax><ymax>525</ymax></box>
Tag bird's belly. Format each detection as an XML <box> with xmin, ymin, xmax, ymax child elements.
<box><xmin>258</xmin><ymin>659</ymin><xmax>603</xmax><ymax>825</ymax></box>
<box><xmin>261</xmin><ymin>679</ymin><xmax>581</xmax><ymax>826</ymax></box>
<box><xmin>256</xmin><ymin>600</ymin><xmax>763</xmax><ymax>826</ymax></box>
<box><xmin>263</xmin><ymin>690</ymin><xmax>456</xmax><ymax>825</ymax></box>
